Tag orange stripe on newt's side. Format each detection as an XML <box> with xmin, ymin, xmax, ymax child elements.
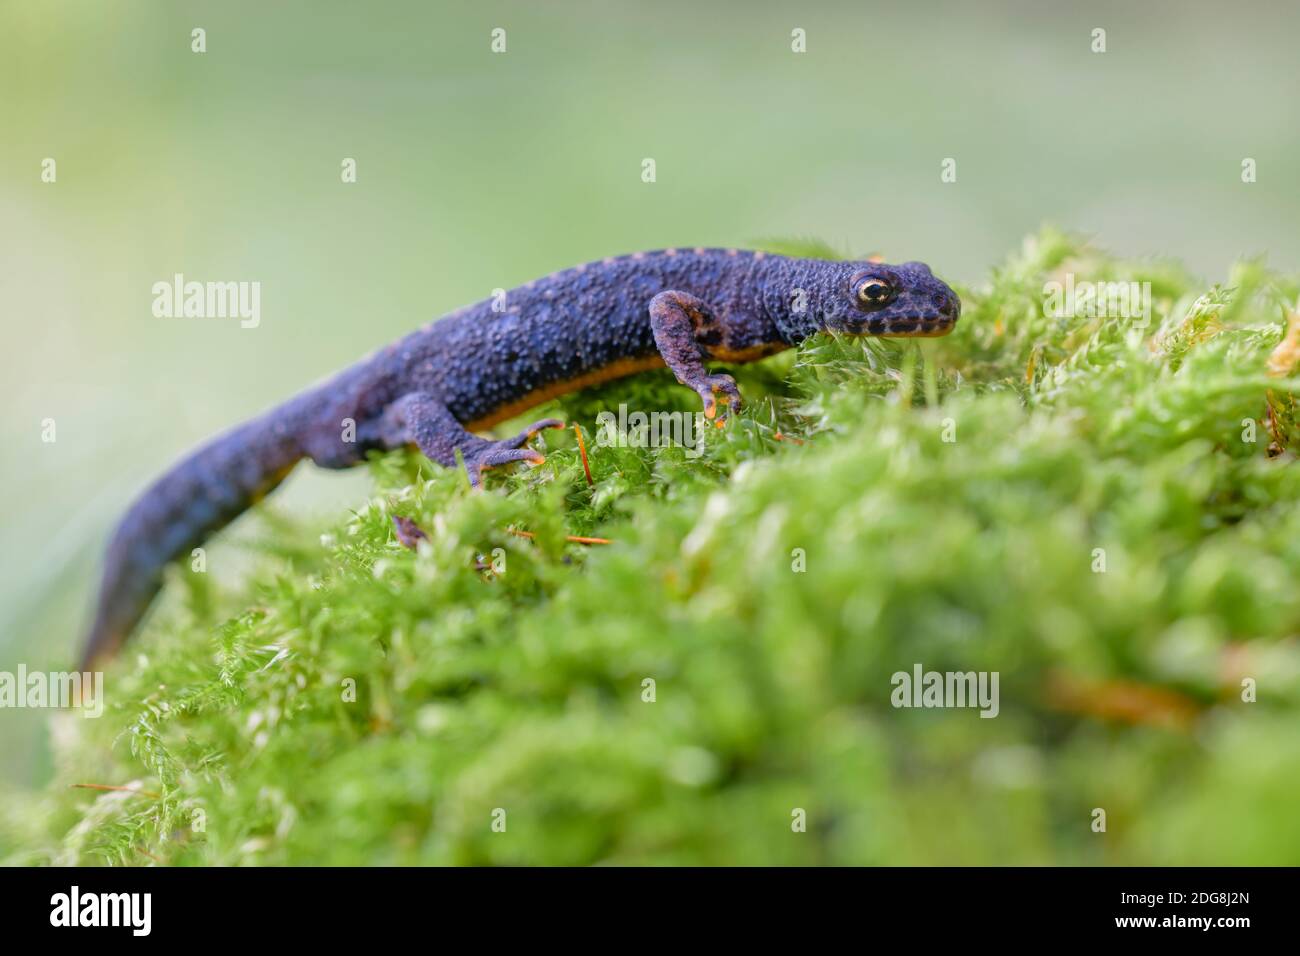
<box><xmin>464</xmin><ymin>339</ymin><xmax>789</xmax><ymax>432</ymax></box>
<box><xmin>464</xmin><ymin>355</ymin><xmax>668</xmax><ymax>431</ymax></box>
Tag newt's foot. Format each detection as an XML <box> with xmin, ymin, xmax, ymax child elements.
<box><xmin>503</xmin><ymin>417</ymin><xmax>565</xmax><ymax>447</ymax></box>
<box><xmin>693</xmin><ymin>374</ymin><xmax>742</xmax><ymax>420</ymax></box>
<box><xmin>463</xmin><ymin>417</ymin><xmax>562</xmax><ymax>487</ymax></box>
<box><xmin>392</xmin><ymin>515</ymin><xmax>428</xmax><ymax>550</ymax></box>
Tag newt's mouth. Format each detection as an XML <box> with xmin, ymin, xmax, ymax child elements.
<box><xmin>877</xmin><ymin>318</ymin><xmax>957</xmax><ymax>338</ymax></box>
<box><xmin>846</xmin><ymin>314</ymin><xmax>958</xmax><ymax>338</ymax></box>
<box><xmin>848</xmin><ymin>290</ymin><xmax>961</xmax><ymax>338</ymax></box>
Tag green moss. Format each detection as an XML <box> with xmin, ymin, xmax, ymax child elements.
<box><xmin>9</xmin><ymin>228</ymin><xmax>1300</xmax><ymax>865</ymax></box>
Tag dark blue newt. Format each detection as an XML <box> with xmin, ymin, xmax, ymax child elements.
<box><xmin>83</xmin><ymin>248</ymin><xmax>959</xmax><ymax>666</ymax></box>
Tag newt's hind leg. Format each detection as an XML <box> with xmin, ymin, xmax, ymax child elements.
<box><xmin>378</xmin><ymin>392</ymin><xmax>561</xmax><ymax>488</ymax></box>
<box><xmin>649</xmin><ymin>290</ymin><xmax>743</xmax><ymax>419</ymax></box>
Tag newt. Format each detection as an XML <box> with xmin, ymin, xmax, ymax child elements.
<box><xmin>83</xmin><ymin>248</ymin><xmax>960</xmax><ymax>666</ymax></box>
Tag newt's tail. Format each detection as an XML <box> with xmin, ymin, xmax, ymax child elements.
<box><xmin>81</xmin><ymin>414</ymin><xmax>303</xmax><ymax>670</ymax></box>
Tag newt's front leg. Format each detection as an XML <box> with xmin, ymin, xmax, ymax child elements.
<box><xmin>649</xmin><ymin>290</ymin><xmax>743</xmax><ymax>419</ymax></box>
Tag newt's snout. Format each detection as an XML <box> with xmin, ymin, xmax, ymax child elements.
<box><xmin>880</xmin><ymin>287</ymin><xmax>961</xmax><ymax>338</ymax></box>
<box><xmin>838</xmin><ymin>260</ymin><xmax>961</xmax><ymax>338</ymax></box>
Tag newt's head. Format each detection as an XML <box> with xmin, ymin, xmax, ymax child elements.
<box><xmin>821</xmin><ymin>260</ymin><xmax>960</xmax><ymax>338</ymax></box>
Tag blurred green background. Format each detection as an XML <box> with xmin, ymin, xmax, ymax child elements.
<box><xmin>2</xmin><ymin>0</ymin><xmax>1298</xmax><ymax>788</ymax></box>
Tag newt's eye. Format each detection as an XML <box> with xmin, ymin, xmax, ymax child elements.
<box><xmin>855</xmin><ymin>278</ymin><xmax>894</xmax><ymax>308</ymax></box>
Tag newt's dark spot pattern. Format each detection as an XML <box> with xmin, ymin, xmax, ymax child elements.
<box><xmin>83</xmin><ymin>249</ymin><xmax>959</xmax><ymax>665</ymax></box>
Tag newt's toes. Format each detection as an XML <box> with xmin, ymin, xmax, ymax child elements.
<box><xmin>695</xmin><ymin>374</ymin><xmax>741</xmax><ymax>419</ymax></box>
<box><xmin>507</xmin><ymin>417</ymin><xmax>565</xmax><ymax>447</ymax></box>
<box><xmin>463</xmin><ymin>444</ymin><xmax>546</xmax><ymax>486</ymax></box>
<box><xmin>483</xmin><ymin>446</ymin><xmax>546</xmax><ymax>468</ymax></box>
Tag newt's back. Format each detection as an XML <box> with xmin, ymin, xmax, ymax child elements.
<box><xmin>403</xmin><ymin>249</ymin><xmax>776</xmax><ymax>427</ymax></box>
